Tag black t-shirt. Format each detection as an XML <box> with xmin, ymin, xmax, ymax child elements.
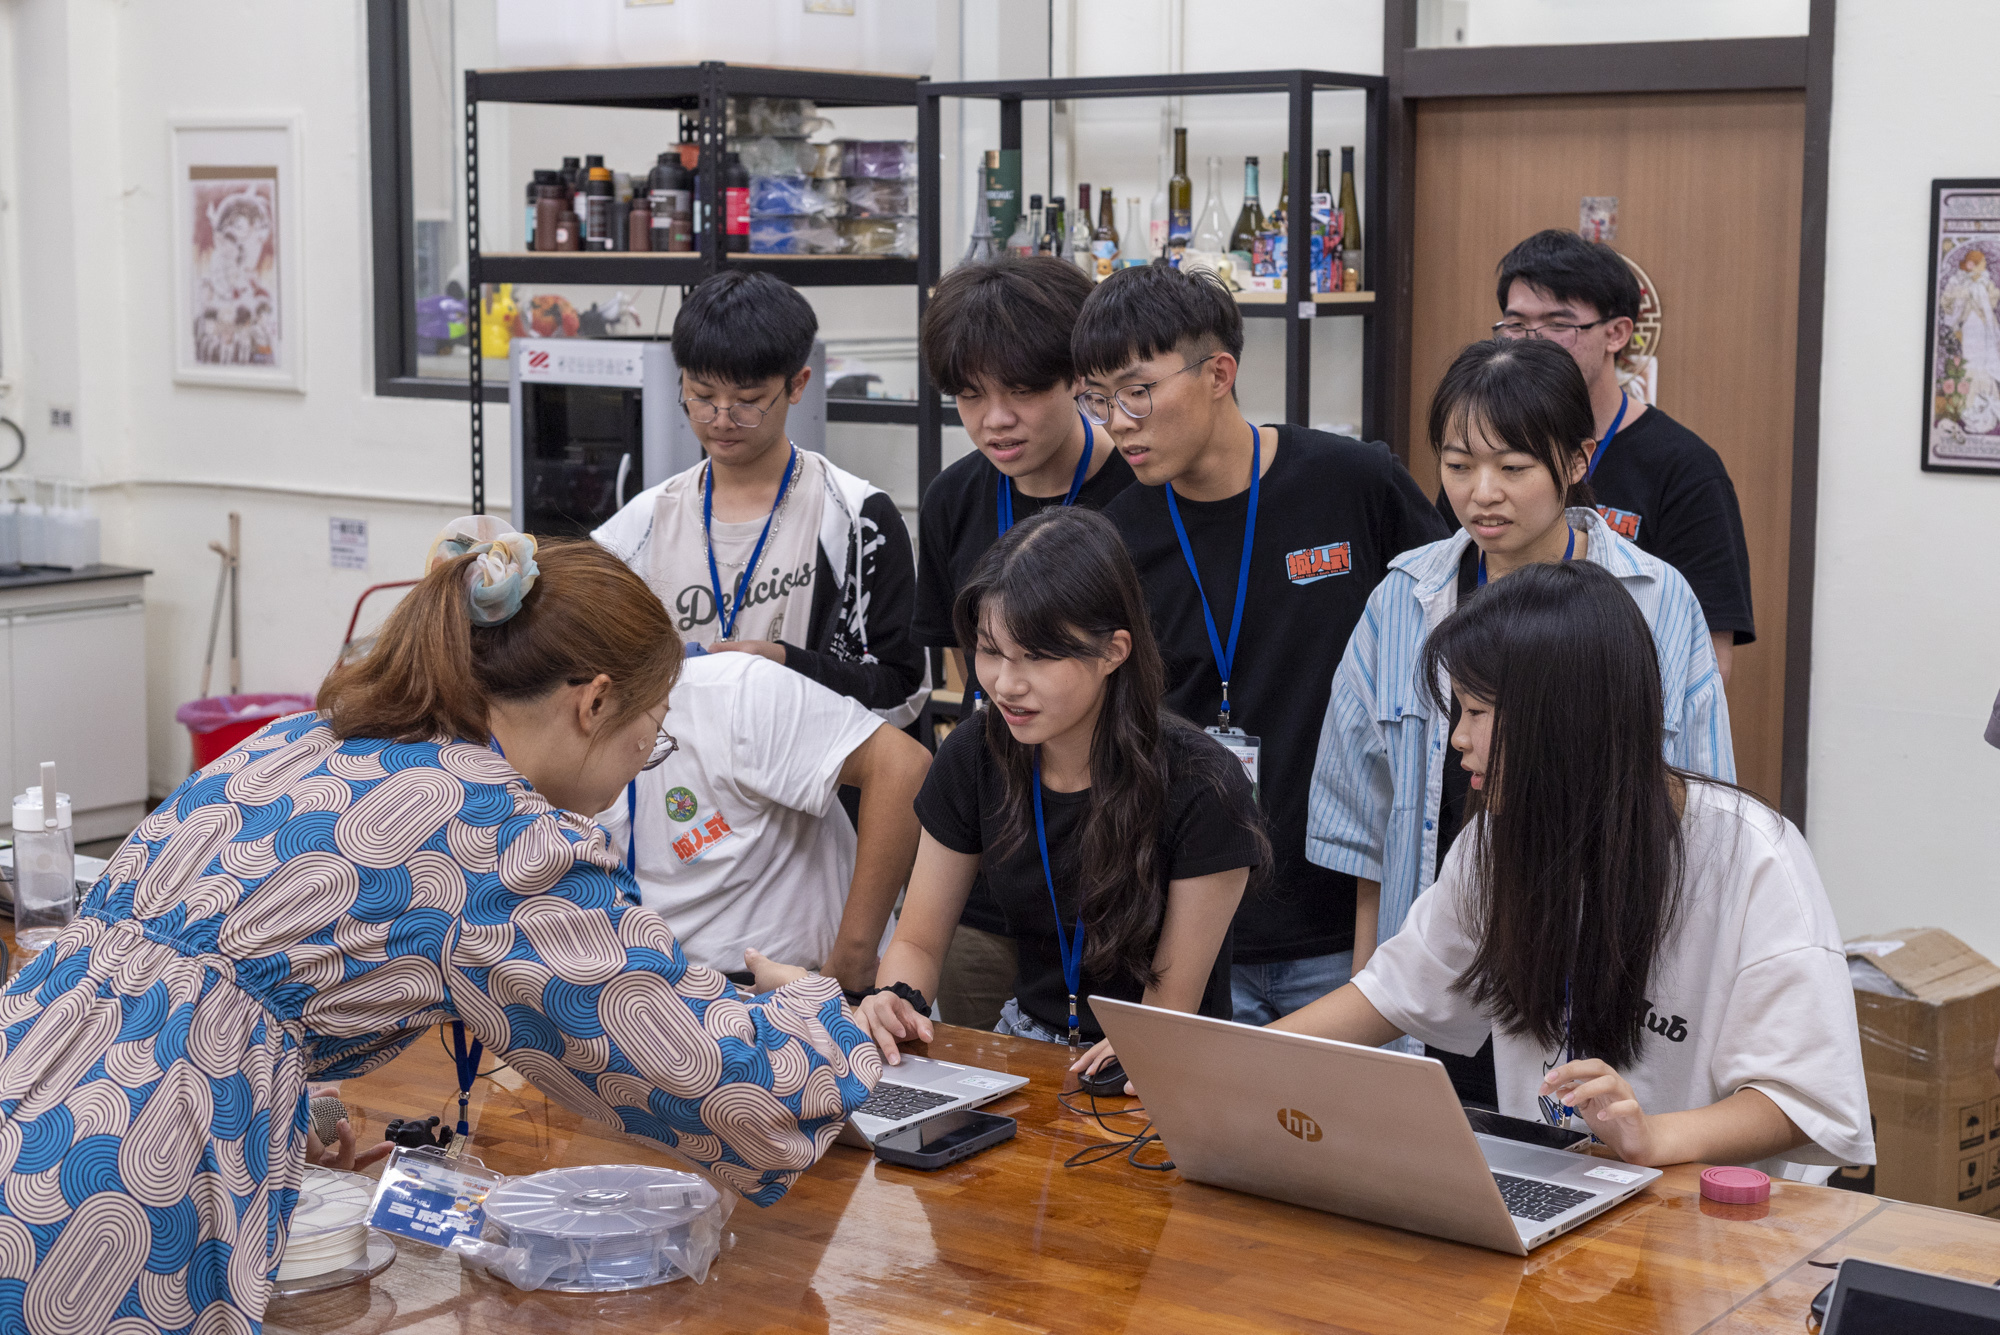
<box><xmin>914</xmin><ymin>716</ymin><xmax>1262</xmax><ymax>1041</ymax></box>
<box><xmin>914</xmin><ymin>432</ymin><xmax>1137</xmax><ymax>650</ymax></box>
<box><xmin>915</xmin><ymin>430</ymin><xmax>1135</xmax><ymax>935</ymax></box>
<box><xmin>1106</xmin><ymin>425</ymin><xmax>1450</xmax><ymax>964</ymax></box>
<box><xmin>1432</xmin><ymin>406</ymin><xmax>1756</xmax><ymax>643</ymax></box>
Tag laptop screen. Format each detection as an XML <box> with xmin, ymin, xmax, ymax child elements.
<box><xmin>1825</xmin><ymin>1260</ymin><xmax>2000</xmax><ymax>1334</ymax></box>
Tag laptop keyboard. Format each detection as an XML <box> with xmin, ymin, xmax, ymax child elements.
<box><xmin>856</xmin><ymin>1082</ymin><xmax>956</xmax><ymax>1122</ymax></box>
<box><xmin>1493</xmin><ymin>1173</ymin><xmax>1598</xmax><ymax>1222</ymax></box>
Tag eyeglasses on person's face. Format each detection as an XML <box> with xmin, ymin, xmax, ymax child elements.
<box><xmin>1075</xmin><ymin>354</ymin><xmax>1219</xmax><ymax>426</ymax></box>
<box><xmin>641</xmin><ymin>726</ymin><xmax>679</xmax><ymax>772</ymax></box>
<box><xmin>680</xmin><ymin>389</ymin><xmax>781</xmax><ymax>429</ymax></box>
<box><xmin>1490</xmin><ymin>318</ymin><xmax>1609</xmax><ymax>346</ymax></box>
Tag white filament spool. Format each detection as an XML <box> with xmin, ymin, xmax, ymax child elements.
<box><xmin>277</xmin><ymin>1168</ymin><xmax>373</xmax><ymax>1281</ymax></box>
<box><xmin>483</xmin><ymin>1164</ymin><xmax>723</xmax><ymax>1293</ymax></box>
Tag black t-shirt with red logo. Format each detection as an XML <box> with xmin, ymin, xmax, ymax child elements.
<box><xmin>1106</xmin><ymin>424</ymin><xmax>1448</xmax><ymax>964</ymax></box>
<box><xmin>1433</xmin><ymin>405</ymin><xmax>1757</xmax><ymax>644</ymax></box>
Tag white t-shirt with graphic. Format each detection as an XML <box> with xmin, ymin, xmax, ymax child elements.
<box><xmin>596</xmin><ymin>652</ymin><xmax>885</xmax><ymax>974</ymax></box>
<box><xmin>1353</xmin><ymin>781</ymin><xmax>1875</xmax><ymax>1175</ymax></box>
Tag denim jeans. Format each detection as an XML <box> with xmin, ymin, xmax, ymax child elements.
<box><xmin>993</xmin><ymin>996</ymin><xmax>1071</xmax><ymax>1044</ymax></box>
<box><xmin>1230</xmin><ymin>949</ymin><xmax>1355</xmax><ymax>1026</ymax></box>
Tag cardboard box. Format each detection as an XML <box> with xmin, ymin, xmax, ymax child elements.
<box><xmin>1843</xmin><ymin>929</ymin><xmax>2000</xmax><ymax>1214</ymax></box>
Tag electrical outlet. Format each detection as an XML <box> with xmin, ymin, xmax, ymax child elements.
<box><xmin>49</xmin><ymin>406</ymin><xmax>73</xmax><ymax>429</ymax></box>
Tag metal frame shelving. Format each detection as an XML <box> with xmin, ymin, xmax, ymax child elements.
<box><xmin>916</xmin><ymin>69</ymin><xmax>1386</xmax><ymax>499</ymax></box>
<box><xmin>462</xmin><ymin>61</ymin><xmax>925</xmax><ymax>514</ymax></box>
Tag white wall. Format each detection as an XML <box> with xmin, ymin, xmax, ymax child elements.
<box><xmin>1808</xmin><ymin>0</ymin><xmax>2000</xmax><ymax>962</ymax></box>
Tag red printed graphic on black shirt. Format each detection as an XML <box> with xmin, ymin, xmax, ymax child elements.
<box><xmin>1285</xmin><ymin>541</ymin><xmax>1352</xmax><ymax>585</ymax></box>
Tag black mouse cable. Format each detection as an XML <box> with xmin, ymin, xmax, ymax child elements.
<box><xmin>1058</xmin><ymin>1088</ymin><xmax>1175</xmax><ymax>1172</ymax></box>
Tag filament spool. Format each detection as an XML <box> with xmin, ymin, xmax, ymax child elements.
<box><xmin>277</xmin><ymin>1168</ymin><xmax>373</xmax><ymax>1281</ymax></box>
<box><xmin>482</xmin><ymin>1163</ymin><xmax>724</xmax><ymax>1293</ymax></box>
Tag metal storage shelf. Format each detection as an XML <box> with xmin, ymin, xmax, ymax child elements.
<box><xmin>463</xmin><ymin>60</ymin><xmax>922</xmax><ymax>513</ymax></box>
<box><xmin>916</xmin><ymin>69</ymin><xmax>1385</xmax><ymax>498</ymax></box>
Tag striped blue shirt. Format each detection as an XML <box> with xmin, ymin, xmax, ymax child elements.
<box><xmin>1306</xmin><ymin>506</ymin><xmax>1736</xmax><ymax>946</ymax></box>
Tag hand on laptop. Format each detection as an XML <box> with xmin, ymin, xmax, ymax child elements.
<box><xmin>744</xmin><ymin>948</ymin><xmax>811</xmax><ymax>992</ymax></box>
<box><xmin>855</xmin><ymin>990</ymin><xmax>933</xmax><ymax>1065</ymax></box>
<box><xmin>1539</xmin><ymin>1059</ymin><xmax>1655</xmax><ymax>1163</ymax></box>
<box><xmin>1068</xmin><ymin>1040</ymin><xmax>1134</xmax><ymax>1096</ymax></box>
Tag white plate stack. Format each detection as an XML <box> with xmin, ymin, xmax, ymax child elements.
<box><xmin>277</xmin><ymin>1168</ymin><xmax>374</xmax><ymax>1281</ymax></box>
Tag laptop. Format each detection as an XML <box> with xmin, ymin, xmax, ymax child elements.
<box><xmin>836</xmin><ymin>1054</ymin><xmax>1029</xmax><ymax>1148</ymax></box>
<box><xmin>1821</xmin><ymin>1258</ymin><xmax>2000</xmax><ymax>1334</ymax></box>
<box><xmin>1093</xmin><ymin>997</ymin><xmax>1661</xmax><ymax>1254</ymax></box>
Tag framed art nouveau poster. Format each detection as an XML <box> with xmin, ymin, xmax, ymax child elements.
<box><xmin>1924</xmin><ymin>178</ymin><xmax>2000</xmax><ymax>474</ymax></box>
<box><xmin>171</xmin><ymin>116</ymin><xmax>304</xmax><ymax>391</ymax></box>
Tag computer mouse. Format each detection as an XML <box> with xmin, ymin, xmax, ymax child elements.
<box><xmin>1079</xmin><ymin>1058</ymin><xmax>1130</xmax><ymax>1098</ymax></box>
<box><xmin>1809</xmin><ymin>1277</ymin><xmax>1833</xmax><ymax>1330</ymax></box>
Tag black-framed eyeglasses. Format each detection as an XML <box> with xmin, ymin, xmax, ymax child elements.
<box><xmin>681</xmin><ymin>389</ymin><xmax>780</xmax><ymax>428</ymax></box>
<box><xmin>1491</xmin><ymin>318</ymin><xmax>1609</xmax><ymax>344</ymax></box>
<box><xmin>1075</xmin><ymin>354</ymin><xmax>1218</xmax><ymax>426</ymax></box>
<box><xmin>641</xmin><ymin>727</ymin><xmax>679</xmax><ymax>771</ymax></box>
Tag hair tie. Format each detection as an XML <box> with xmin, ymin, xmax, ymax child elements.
<box><xmin>426</xmin><ymin>516</ymin><xmax>540</xmax><ymax>626</ymax></box>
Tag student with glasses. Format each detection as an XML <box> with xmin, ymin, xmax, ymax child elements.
<box><xmin>1279</xmin><ymin>561</ymin><xmax>1869</xmax><ymax>1179</ymax></box>
<box><xmin>913</xmin><ymin>257</ymin><xmax>1137</xmax><ymax>1030</ymax></box>
<box><xmin>1443</xmin><ymin>229</ymin><xmax>1755</xmax><ymax>686</ymax></box>
<box><xmin>1082</xmin><ymin>265</ymin><xmax>1447</xmax><ymax>1026</ymax></box>
<box><xmin>1308</xmin><ymin>338</ymin><xmax>1733</xmax><ymax>1106</ymax></box>
<box><xmin>596</xmin><ymin>270</ymin><xmax>925</xmax><ymax>725</ymax></box>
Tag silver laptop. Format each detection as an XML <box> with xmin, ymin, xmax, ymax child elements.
<box><xmin>836</xmin><ymin>1054</ymin><xmax>1029</xmax><ymax>1148</ymax></box>
<box><xmin>1093</xmin><ymin>997</ymin><xmax>1661</xmax><ymax>1254</ymax></box>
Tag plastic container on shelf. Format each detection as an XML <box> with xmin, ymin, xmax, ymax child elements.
<box><xmin>175</xmin><ymin>693</ymin><xmax>318</xmax><ymax>769</ymax></box>
<box><xmin>749</xmin><ymin>176</ymin><xmax>844</xmax><ymax>219</ymax></box>
<box><xmin>494</xmin><ymin>0</ymin><xmax>935</xmax><ymax>77</ymax></box>
<box><xmin>750</xmin><ymin>216</ymin><xmax>845</xmax><ymax>255</ymax></box>
<box><xmin>840</xmin><ymin>140</ymin><xmax>918</xmax><ymax>181</ymax></box>
<box><xmin>837</xmin><ymin>215</ymin><xmax>917</xmax><ymax>257</ymax></box>
<box><xmin>734</xmin><ymin>136</ymin><xmax>820</xmax><ymax>179</ymax></box>
<box><xmin>842</xmin><ymin>178</ymin><xmax>913</xmax><ymax>218</ymax></box>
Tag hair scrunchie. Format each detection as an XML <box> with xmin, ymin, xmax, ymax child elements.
<box><xmin>425</xmin><ymin>515</ymin><xmax>540</xmax><ymax>627</ymax></box>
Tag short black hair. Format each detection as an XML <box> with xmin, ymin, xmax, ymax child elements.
<box><xmin>1496</xmin><ymin>229</ymin><xmax>1641</xmax><ymax>324</ymax></box>
<box><xmin>671</xmin><ymin>270</ymin><xmax>817</xmax><ymax>385</ymax></box>
<box><xmin>1071</xmin><ymin>264</ymin><xmax>1244</xmax><ymax>380</ymax></box>
<box><xmin>1428</xmin><ymin>339</ymin><xmax>1596</xmax><ymax>510</ymax></box>
<box><xmin>921</xmin><ymin>257</ymin><xmax>1095</xmax><ymax>396</ymax></box>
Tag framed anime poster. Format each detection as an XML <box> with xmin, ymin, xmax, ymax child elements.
<box><xmin>170</xmin><ymin>117</ymin><xmax>304</xmax><ymax>391</ymax></box>
<box><xmin>1924</xmin><ymin>179</ymin><xmax>2000</xmax><ymax>473</ymax></box>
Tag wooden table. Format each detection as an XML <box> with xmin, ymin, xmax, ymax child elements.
<box><xmin>266</xmin><ymin>1024</ymin><xmax>2000</xmax><ymax>1335</ymax></box>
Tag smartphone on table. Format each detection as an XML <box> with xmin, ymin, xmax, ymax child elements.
<box><xmin>872</xmin><ymin>1109</ymin><xmax>1017</xmax><ymax>1170</ymax></box>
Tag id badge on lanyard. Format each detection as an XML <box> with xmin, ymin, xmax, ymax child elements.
<box><xmin>1207</xmin><ymin>725</ymin><xmax>1260</xmax><ymax>803</ymax></box>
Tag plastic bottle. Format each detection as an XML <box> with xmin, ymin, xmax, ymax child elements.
<box><xmin>17</xmin><ymin>481</ymin><xmax>44</xmax><ymax>567</ymax></box>
<box><xmin>13</xmin><ymin>763</ymin><xmax>75</xmax><ymax>955</ymax></box>
<box><xmin>649</xmin><ymin>152</ymin><xmax>692</xmax><ymax>253</ymax></box>
<box><xmin>0</xmin><ymin>482</ymin><xmax>18</xmax><ymax>570</ymax></box>
<box><xmin>585</xmin><ymin>167</ymin><xmax>615</xmax><ymax>251</ymax></box>
<box><xmin>534</xmin><ymin>182</ymin><xmax>567</xmax><ymax>253</ymax></box>
<box><xmin>723</xmin><ymin>152</ymin><xmax>750</xmax><ymax>254</ymax></box>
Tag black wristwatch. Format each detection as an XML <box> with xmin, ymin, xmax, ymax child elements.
<box><xmin>854</xmin><ymin>981</ymin><xmax>929</xmax><ymax>1013</ymax></box>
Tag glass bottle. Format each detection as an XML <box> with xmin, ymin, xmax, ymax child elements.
<box><xmin>1091</xmin><ymin>187</ymin><xmax>1119</xmax><ymax>280</ymax></box>
<box><xmin>1119</xmin><ymin>196</ymin><xmax>1145</xmax><ymax>265</ymax></box>
<box><xmin>1311</xmin><ymin>148</ymin><xmax>1335</xmax><ymax>293</ymax></box>
<box><xmin>1192</xmin><ymin>155</ymin><xmax>1228</xmax><ymax>253</ymax></box>
<box><xmin>1039</xmin><ymin>196</ymin><xmax>1062</xmax><ymax>255</ymax></box>
<box><xmin>1167</xmin><ymin>128</ymin><xmax>1192</xmax><ymax>265</ymax></box>
<box><xmin>1150</xmin><ymin>103</ymin><xmax>1172</xmax><ymax>260</ymax></box>
<box><xmin>1070</xmin><ymin>184</ymin><xmax>1096</xmax><ymax>273</ymax></box>
<box><xmin>1338</xmin><ymin>146</ymin><xmax>1363</xmax><ymax>287</ymax></box>
<box><xmin>1006</xmin><ymin>194</ymin><xmax>1037</xmax><ymax>256</ymax></box>
<box><xmin>1228</xmin><ymin>156</ymin><xmax>1264</xmax><ymax>258</ymax></box>
<box><xmin>1272</xmin><ymin>150</ymin><xmax>1291</xmax><ymax>233</ymax></box>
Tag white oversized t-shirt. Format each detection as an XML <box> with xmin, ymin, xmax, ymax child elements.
<box><xmin>1353</xmin><ymin>782</ymin><xmax>1875</xmax><ymax>1175</ymax></box>
<box><xmin>596</xmin><ymin>652</ymin><xmax>884</xmax><ymax>974</ymax></box>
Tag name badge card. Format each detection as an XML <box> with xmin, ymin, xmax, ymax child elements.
<box><xmin>367</xmin><ymin>1145</ymin><xmax>504</xmax><ymax>1248</ymax></box>
<box><xmin>1207</xmin><ymin>726</ymin><xmax>1260</xmax><ymax>802</ymax></box>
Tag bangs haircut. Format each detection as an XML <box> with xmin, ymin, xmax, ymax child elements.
<box><xmin>1429</xmin><ymin>339</ymin><xmax>1597</xmax><ymax>509</ymax></box>
<box><xmin>922</xmin><ymin>257</ymin><xmax>1095</xmax><ymax>396</ymax></box>
<box><xmin>1071</xmin><ymin>264</ymin><xmax>1243</xmax><ymax>380</ymax></box>
<box><xmin>672</xmin><ymin>269</ymin><xmax>818</xmax><ymax>385</ymax></box>
<box><xmin>1497</xmin><ymin>229</ymin><xmax>1642</xmax><ymax>325</ymax></box>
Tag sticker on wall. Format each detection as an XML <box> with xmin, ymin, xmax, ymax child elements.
<box><xmin>1618</xmin><ymin>253</ymin><xmax>1662</xmax><ymax>407</ymax></box>
<box><xmin>1923</xmin><ymin>179</ymin><xmax>2000</xmax><ymax>474</ymax></box>
<box><xmin>1579</xmin><ymin>196</ymin><xmax>1618</xmax><ymax>243</ymax></box>
<box><xmin>330</xmin><ymin>518</ymin><xmax>368</xmax><ymax>572</ymax></box>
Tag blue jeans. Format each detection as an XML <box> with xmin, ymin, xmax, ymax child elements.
<box><xmin>994</xmin><ymin>996</ymin><xmax>1070</xmax><ymax>1044</ymax></box>
<box><xmin>1231</xmin><ymin>950</ymin><xmax>1354</xmax><ymax>1026</ymax></box>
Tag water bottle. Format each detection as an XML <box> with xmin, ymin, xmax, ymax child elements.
<box><xmin>13</xmin><ymin>763</ymin><xmax>75</xmax><ymax>954</ymax></box>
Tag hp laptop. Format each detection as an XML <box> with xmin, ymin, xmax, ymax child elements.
<box><xmin>1821</xmin><ymin>1258</ymin><xmax>2000</xmax><ymax>1334</ymax></box>
<box><xmin>1093</xmin><ymin>997</ymin><xmax>1661</xmax><ymax>1254</ymax></box>
<box><xmin>836</xmin><ymin>1054</ymin><xmax>1028</xmax><ymax>1148</ymax></box>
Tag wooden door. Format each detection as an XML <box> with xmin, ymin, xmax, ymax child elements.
<box><xmin>1406</xmin><ymin>91</ymin><xmax>1805</xmax><ymax>803</ymax></box>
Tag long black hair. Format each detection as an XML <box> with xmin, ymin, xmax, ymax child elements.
<box><xmin>1428</xmin><ymin>338</ymin><xmax>1597</xmax><ymax>512</ymax></box>
<box><xmin>1420</xmin><ymin>560</ymin><xmax>1683</xmax><ymax>1069</ymax></box>
<box><xmin>952</xmin><ymin>507</ymin><xmax>1264</xmax><ymax>985</ymax></box>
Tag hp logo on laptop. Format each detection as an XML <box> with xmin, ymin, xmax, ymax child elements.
<box><xmin>1277</xmin><ymin>1108</ymin><xmax>1322</xmax><ymax>1141</ymax></box>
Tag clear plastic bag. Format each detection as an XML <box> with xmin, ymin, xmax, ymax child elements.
<box><xmin>838</xmin><ymin>215</ymin><xmax>918</xmax><ymax>257</ymax></box>
<box><xmin>734</xmin><ymin>136</ymin><xmax>819</xmax><ymax>179</ymax></box>
<box><xmin>447</xmin><ymin>1165</ymin><xmax>732</xmax><ymax>1292</ymax></box>
<box><xmin>751</xmin><ymin>215</ymin><xmax>845</xmax><ymax>254</ymax></box>
<box><xmin>750</xmin><ymin>176</ymin><xmax>844</xmax><ymax>219</ymax></box>
<box><xmin>839</xmin><ymin>139</ymin><xmax>918</xmax><ymax>181</ymax></box>
<box><xmin>842</xmin><ymin>179</ymin><xmax>913</xmax><ymax>219</ymax></box>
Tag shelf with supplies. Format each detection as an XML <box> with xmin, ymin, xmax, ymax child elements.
<box><xmin>826</xmin><ymin>399</ymin><xmax>962</xmax><ymax>427</ymax></box>
<box><xmin>463</xmin><ymin>60</ymin><xmax>924</xmax><ymax>515</ymax></box>
<box><xmin>915</xmin><ymin>69</ymin><xmax>1386</xmax><ymax>502</ymax></box>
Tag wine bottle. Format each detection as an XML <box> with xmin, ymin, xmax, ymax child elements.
<box><xmin>1071</xmin><ymin>184</ymin><xmax>1096</xmax><ymax>274</ymax></box>
<box><xmin>1272</xmin><ymin>150</ymin><xmax>1290</xmax><ymax>232</ymax></box>
<box><xmin>1092</xmin><ymin>187</ymin><xmax>1119</xmax><ymax>280</ymax></box>
<box><xmin>1192</xmin><ymin>156</ymin><xmax>1228</xmax><ymax>253</ymax></box>
<box><xmin>1228</xmin><ymin>156</ymin><xmax>1264</xmax><ymax>258</ymax></box>
<box><xmin>1338</xmin><ymin>146</ymin><xmax>1363</xmax><ymax>288</ymax></box>
<box><xmin>1119</xmin><ymin>195</ymin><xmax>1144</xmax><ymax>266</ymax></box>
<box><xmin>1006</xmin><ymin>193</ymin><xmax>1038</xmax><ymax>257</ymax></box>
<box><xmin>1040</xmin><ymin>196</ymin><xmax>1063</xmax><ymax>256</ymax></box>
<box><xmin>1167</xmin><ymin>128</ymin><xmax>1192</xmax><ymax>266</ymax></box>
<box><xmin>1312</xmin><ymin>147</ymin><xmax>1336</xmax><ymax>294</ymax></box>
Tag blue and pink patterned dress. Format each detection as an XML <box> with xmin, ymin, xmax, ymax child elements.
<box><xmin>0</xmin><ymin>712</ymin><xmax>882</xmax><ymax>1333</ymax></box>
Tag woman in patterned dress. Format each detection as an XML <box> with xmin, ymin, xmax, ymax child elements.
<box><xmin>0</xmin><ymin>522</ymin><xmax>882</xmax><ymax>1334</ymax></box>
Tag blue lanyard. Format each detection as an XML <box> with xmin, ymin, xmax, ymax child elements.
<box><xmin>1031</xmin><ymin>758</ymin><xmax>1086</xmax><ymax>1044</ymax></box>
<box><xmin>1163</xmin><ymin>425</ymin><xmax>1260</xmax><ymax>728</ymax></box>
<box><xmin>1477</xmin><ymin>523</ymin><xmax>1574</xmax><ymax>588</ymax></box>
<box><xmin>1537</xmin><ymin>978</ymin><xmax>1581</xmax><ymax>1130</ymax></box>
<box><xmin>997</xmin><ymin>415</ymin><xmax>1095</xmax><ymax>536</ymax></box>
<box><xmin>704</xmin><ymin>444</ymin><xmax>796</xmax><ymax>641</ymax></box>
<box><xmin>1584</xmin><ymin>395</ymin><xmax>1630</xmax><ymax>480</ymax></box>
<box><xmin>450</xmin><ymin>1021</ymin><xmax>483</xmax><ymax>1139</ymax></box>
<box><xmin>624</xmin><ymin>781</ymin><xmax>638</xmax><ymax>876</ymax></box>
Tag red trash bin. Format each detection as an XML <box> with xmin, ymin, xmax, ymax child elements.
<box><xmin>175</xmin><ymin>694</ymin><xmax>318</xmax><ymax>769</ymax></box>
